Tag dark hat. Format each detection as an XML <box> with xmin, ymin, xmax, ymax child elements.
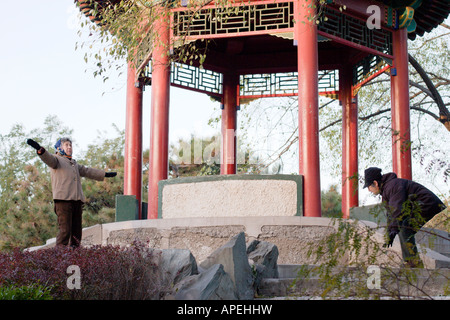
<box><xmin>54</xmin><ymin>137</ymin><xmax>72</xmax><ymax>156</ymax></box>
<box><xmin>363</xmin><ymin>167</ymin><xmax>382</xmax><ymax>188</ymax></box>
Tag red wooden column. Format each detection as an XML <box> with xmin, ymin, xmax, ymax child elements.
<box><xmin>221</xmin><ymin>73</ymin><xmax>238</xmax><ymax>175</ymax></box>
<box><xmin>124</xmin><ymin>62</ymin><xmax>143</xmax><ymax>218</ymax></box>
<box><xmin>148</xmin><ymin>11</ymin><xmax>171</xmax><ymax>219</ymax></box>
<box><xmin>340</xmin><ymin>66</ymin><xmax>358</xmax><ymax>219</ymax></box>
<box><xmin>295</xmin><ymin>0</ymin><xmax>321</xmax><ymax>217</ymax></box>
<box><xmin>391</xmin><ymin>28</ymin><xmax>412</xmax><ymax>180</ymax></box>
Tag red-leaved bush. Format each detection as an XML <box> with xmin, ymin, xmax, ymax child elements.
<box><xmin>0</xmin><ymin>242</ymin><xmax>166</xmax><ymax>300</ymax></box>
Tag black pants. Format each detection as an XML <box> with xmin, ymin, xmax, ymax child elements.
<box><xmin>398</xmin><ymin>218</ymin><xmax>419</xmax><ymax>259</ymax></box>
<box><xmin>54</xmin><ymin>200</ymin><xmax>83</xmax><ymax>247</ymax></box>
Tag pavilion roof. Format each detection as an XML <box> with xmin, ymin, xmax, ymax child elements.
<box><xmin>77</xmin><ymin>0</ymin><xmax>450</xmax><ymax>40</ymax></box>
<box><xmin>379</xmin><ymin>0</ymin><xmax>450</xmax><ymax>39</ymax></box>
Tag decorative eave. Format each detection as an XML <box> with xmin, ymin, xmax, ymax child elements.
<box><xmin>77</xmin><ymin>0</ymin><xmax>450</xmax><ymax>41</ymax></box>
<box><xmin>398</xmin><ymin>0</ymin><xmax>450</xmax><ymax>39</ymax></box>
<box><xmin>75</xmin><ymin>0</ymin><xmax>122</xmax><ymax>24</ymax></box>
<box><xmin>334</xmin><ymin>0</ymin><xmax>450</xmax><ymax>39</ymax></box>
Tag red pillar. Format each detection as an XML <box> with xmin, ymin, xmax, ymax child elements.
<box><xmin>340</xmin><ymin>66</ymin><xmax>358</xmax><ymax>219</ymax></box>
<box><xmin>148</xmin><ymin>11</ymin><xmax>171</xmax><ymax>219</ymax></box>
<box><xmin>221</xmin><ymin>73</ymin><xmax>238</xmax><ymax>175</ymax></box>
<box><xmin>295</xmin><ymin>0</ymin><xmax>321</xmax><ymax>217</ymax></box>
<box><xmin>124</xmin><ymin>62</ymin><xmax>143</xmax><ymax>218</ymax></box>
<box><xmin>391</xmin><ymin>28</ymin><xmax>412</xmax><ymax>180</ymax></box>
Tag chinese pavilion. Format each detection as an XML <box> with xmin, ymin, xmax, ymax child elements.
<box><xmin>77</xmin><ymin>0</ymin><xmax>450</xmax><ymax>219</ymax></box>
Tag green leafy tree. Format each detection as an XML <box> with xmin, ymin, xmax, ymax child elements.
<box><xmin>78</xmin><ymin>125</ymin><xmax>125</xmax><ymax>226</ymax></box>
<box><xmin>168</xmin><ymin>133</ymin><xmax>266</xmax><ymax>178</ymax></box>
<box><xmin>0</xmin><ymin>116</ymin><xmax>73</xmax><ymax>251</ymax></box>
<box><xmin>0</xmin><ymin>116</ymin><xmax>125</xmax><ymax>251</ymax></box>
<box><xmin>321</xmin><ymin>185</ymin><xmax>342</xmax><ymax>218</ymax></box>
<box><xmin>295</xmin><ymin>217</ymin><xmax>450</xmax><ymax>299</ymax></box>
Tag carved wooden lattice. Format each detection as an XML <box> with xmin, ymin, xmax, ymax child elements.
<box><xmin>318</xmin><ymin>7</ymin><xmax>392</xmax><ymax>55</ymax></box>
<box><xmin>239</xmin><ymin>70</ymin><xmax>339</xmax><ymax>97</ymax></box>
<box><xmin>172</xmin><ymin>1</ymin><xmax>392</xmax><ymax>56</ymax></box>
<box><xmin>171</xmin><ymin>62</ymin><xmax>223</xmax><ymax>95</ymax></box>
<box><xmin>172</xmin><ymin>1</ymin><xmax>294</xmax><ymax>37</ymax></box>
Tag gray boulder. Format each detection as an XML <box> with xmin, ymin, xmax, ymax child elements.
<box><xmin>200</xmin><ymin>232</ymin><xmax>254</xmax><ymax>299</ymax></box>
<box><xmin>247</xmin><ymin>239</ymin><xmax>279</xmax><ymax>278</ymax></box>
<box><xmin>160</xmin><ymin>249</ymin><xmax>198</xmax><ymax>286</ymax></box>
<box><xmin>173</xmin><ymin>264</ymin><xmax>238</xmax><ymax>300</ymax></box>
<box><xmin>246</xmin><ymin>240</ymin><xmax>279</xmax><ymax>292</ymax></box>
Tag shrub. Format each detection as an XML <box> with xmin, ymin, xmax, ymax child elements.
<box><xmin>293</xmin><ymin>218</ymin><xmax>450</xmax><ymax>299</ymax></box>
<box><xmin>0</xmin><ymin>284</ymin><xmax>53</xmax><ymax>300</ymax></box>
<box><xmin>0</xmin><ymin>242</ymin><xmax>166</xmax><ymax>300</ymax></box>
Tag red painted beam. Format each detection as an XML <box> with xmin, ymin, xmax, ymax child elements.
<box><xmin>296</xmin><ymin>0</ymin><xmax>321</xmax><ymax>217</ymax></box>
<box><xmin>352</xmin><ymin>65</ymin><xmax>391</xmax><ymax>96</ymax></box>
<box><xmin>124</xmin><ymin>62</ymin><xmax>143</xmax><ymax>218</ymax></box>
<box><xmin>340</xmin><ymin>66</ymin><xmax>359</xmax><ymax>219</ymax></box>
<box><xmin>148</xmin><ymin>10</ymin><xmax>171</xmax><ymax>219</ymax></box>
<box><xmin>390</xmin><ymin>28</ymin><xmax>412</xmax><ymax>180</ymax></box>
<box><xmin>221</xmin><ymin>73</ymin><xmax>238</xmax><ymax>175</ymax></box>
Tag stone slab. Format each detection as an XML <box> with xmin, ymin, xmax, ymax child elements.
<box><xmin>158</xmin><ymin>175</ymin><xmax>303</xmax><ymax>218</ymax></box>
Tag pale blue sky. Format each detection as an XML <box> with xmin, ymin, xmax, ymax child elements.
<box><xmin>0</xmin><ymin>0</ymin><xmax>220</xmax><ymax>152</ymax></box>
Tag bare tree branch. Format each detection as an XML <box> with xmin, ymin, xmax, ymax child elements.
<box><xmin>439</xmin><ymin>22</ymin><xmax>450</xmax><ymax>30</ymax></box>
<box><xmin>409</xmin><ymin>54</ymin><xmax>450</xmax><ymax>131</ymax></box>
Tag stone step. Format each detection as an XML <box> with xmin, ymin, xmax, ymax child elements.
<box><xmin>277</xmin><ymin>264</ymin><xmax>450</xmax><ymax>279</ymax></box>
<box><xmin>277</xmin><ymin>264</ymin><xmax>329</xmax><ymax>278</ymax></box>
<box><xmin>258</xmin><ymin>277</ymin><xmax>319</xmax><ymax>297</ymax></box>
<box><xmin>277</xmin><ymin>264</ymin><xmax>302</xmax><ymax>279</ymax></box>
<box><xmin>260</xmin><ymin>264</ymin><xmax>450</xmax><ymax>298</ymax></box>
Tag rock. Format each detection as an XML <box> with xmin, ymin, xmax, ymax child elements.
<box><xmin>200</xmin><ymin>232</ymin><xmax>254</xmax><ymax>299</ymax></box>
<box><xmin>246</xmin><ymin>240</ymin><xmax>279</xmax><ymax>279</ymax></box>
<box><xmin>160</xmin><ymin>249</ymin><xmax>198</xmax><ymax>286</ymax></box>
<box><xmin>246</xmin><ymin>240</ymin><xmax>279</xmax><ymax>292</ymax></box>
<box><xmin>158</xmin><ymin>234</ymin><xmax>280</xmax><ymax>300</ymax></box>
<box><xmin>173</xmin><ymin>264</ymin><xmax>238</xmax><ymax>300</ymax></box>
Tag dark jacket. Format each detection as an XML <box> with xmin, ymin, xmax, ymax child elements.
<box><xmin>380</xmin><ymin>173</ymin><xmax>446</xmax><ymax>234</ymax></box>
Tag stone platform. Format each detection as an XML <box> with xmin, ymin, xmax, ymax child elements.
<box><xmin>29</xmin><ymin>216</ymin><xmax>450</xmax><ymax>269</ymax></box>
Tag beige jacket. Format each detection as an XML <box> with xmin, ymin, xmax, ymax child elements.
<box><xmin>39</xmin><ymin>150</ymin><xmax>105</xmax><ymax>202</ymax></box>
